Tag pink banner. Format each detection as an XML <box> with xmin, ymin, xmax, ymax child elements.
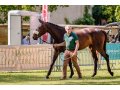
<box><xmin>42</xmin><ymin>5</ymin><xmax>48</xmax><ymax>22</ymax></box>
<box><xmin>42</xmin><ymin>5</ymin><xmax>48</xmax><ymax>42</ymax></box>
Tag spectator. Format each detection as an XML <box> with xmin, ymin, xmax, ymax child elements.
<box><xmin>22</xmin><ymin>35</ymin><xmax>30</xmax><ymax>45</ymax></box>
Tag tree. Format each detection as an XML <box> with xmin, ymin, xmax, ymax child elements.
<box><xmin>115</xmin><ymin>6</ymin><xmax>120</xmax><ymax>22</ymax></box>
<box><xmin>0</xmin><ymin>5</ymin><xmax>68</xmax><ymax>24</ymax></box>
<box><xmin>72</xmin><ymin>6</ymin><xmax>95</xmax><ymax>25</ymax></box>
<box><xmin>101</xmin><ymin>5</ymin><xmax>116</xmax><ymax>23</ymax></box>
<box><xmin>92</xmin><ymin>5</ymin><xmax>103</xmax><ymax>25</ymax></box>
<box><xmin>0</xmin><ymin>5</ymin><xmax>36</xmax><ymax>24</ymax></box>
<box><xmin>92</xmin><ymin>5</ymin><xmax>117</xmax><ymax>25</ymax></box>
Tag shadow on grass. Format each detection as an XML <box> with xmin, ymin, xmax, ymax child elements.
<box><xmin>0</xmin><ymin>70</ymin><xmax>63</xmax><ymax>84</ymax></box>
<box><xmin>63</xmin><ymin>76</ymin><xmax>120</xmax><ymax>85</ymax></box>
<box><xmin>0</xmin><ymin>74</ymin><xmax>61</xmax><ymax>83</ymax></box>
<box><xmin>65</xmin><ymin>80</ymin><xmax>120</xmax><ymax>85</ymax></box>
<box><xmin>0</xmin><ymin>70</ymin><xmax>120</xmax><ymax>85</ymax></box>
<box><xmin>0</xmin><ymin>73</ymin><xmax>120</xmax><ymax>85</ymax></box>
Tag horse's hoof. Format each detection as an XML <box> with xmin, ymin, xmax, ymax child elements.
<box><xmin>91</xmin><ymin>73</ymin><xmax>96</xmax><ymax>77</ymax></box>
<box><xmin>69</xmin><ymin>73</ymin><xmax>74</xmax><ymax>78</ymax></box>
<box><xmin>46</xmin><ymin>76</ymin><xmax>49</xmax><ymax>79</ymax></box>
<box><xmin>69</xmin><ymin>76</ymin><xmax>72</xmax><ymax>78</ymax></box>
<box><xmin>110</xmin><ymin>72</ymin><xmax>114</xmax><ymax>76</ymax></box>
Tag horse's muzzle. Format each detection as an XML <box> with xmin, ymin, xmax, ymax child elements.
<box><xmin>33</xmin><ymin>36</ymin><xmax>38</xmax><ymax>40</ymax></box>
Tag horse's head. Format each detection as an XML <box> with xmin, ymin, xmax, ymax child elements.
<box><xmin>32</xmin><ymin>19</ymin><xmax>47</xmax><ymax>40</ymax></box>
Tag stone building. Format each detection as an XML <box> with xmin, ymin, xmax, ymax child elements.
<box><xmin>50</xmin><ymin>5</ymin><xmax>85</xmax><ymax>24</ymax></box>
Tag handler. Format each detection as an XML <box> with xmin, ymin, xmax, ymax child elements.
<box><xmin>54</xmin><ymin>25</ymin><xmax>82</xmax><ymax>80</ymax></box>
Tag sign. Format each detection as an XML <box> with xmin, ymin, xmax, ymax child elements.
<box><xmin>102</xmin><ymin>43</ymin><xmax>120</xmax><ymax>60</ymax></box>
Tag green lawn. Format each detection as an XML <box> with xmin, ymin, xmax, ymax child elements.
<box><xmin>0</xmin><ymin>66</ymin><xmax>120</xmax><ymax>85</ymax></box>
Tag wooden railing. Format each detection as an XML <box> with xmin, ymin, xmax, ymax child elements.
<box><xmin>0</xmin><ymin>24</ymin><xmax>119</xmax><ymax>31</ymax></box>
<box><xmin>0</xmin><ymin>24</ymin><xmax>119</xmax><ymax>45</ymax></box>
<box><xmin>0</xmin><ymin>24</ymin><xmax>30</xmax><ymax>31</ymax></box>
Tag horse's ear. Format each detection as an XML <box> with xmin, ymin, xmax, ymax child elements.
<box><xmin>39</xmin><ymin>19</ymin><xmax>44</xmax><ymax>24</ymax></box>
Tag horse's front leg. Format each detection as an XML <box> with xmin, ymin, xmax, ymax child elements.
<box><xmin>46</xmin><ymin>50</ymin><xmax>59</xmax><ymax>79</ymax></box>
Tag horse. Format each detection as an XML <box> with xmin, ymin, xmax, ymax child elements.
<box><xmin>106</xmin><ymin>22</ymin><xmax>120</xmax><ymax>43</ymax></box>
<box><xmin>32</xmin><ymin>19</ymin><xmax>114</xmax><ymax>79</ymax></box>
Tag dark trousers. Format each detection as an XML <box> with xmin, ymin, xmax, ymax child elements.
<box><xmin>62</xmin><ymin>50</ymin><xmax>82</xmax><ymax>78</ymax></box>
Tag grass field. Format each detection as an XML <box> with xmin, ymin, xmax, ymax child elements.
<box><xmin>0</xmin><ymin>66</ymin><xmax>120</xmax><ymax>85</ymax></box>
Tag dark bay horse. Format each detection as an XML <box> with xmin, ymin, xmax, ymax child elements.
<box><xmin>33</xmin><ymin>19</ymin><xmax>114</xmax><ymax>79</ymax></box>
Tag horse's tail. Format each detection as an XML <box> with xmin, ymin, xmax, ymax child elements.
<box><xmin>102</xmin><ymin>30</ymin><xmax>107</xmax><ymax>52</ymax></box>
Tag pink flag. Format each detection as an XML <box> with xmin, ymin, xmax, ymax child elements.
<box><xmin>42</xmin><ymin>5</ymin><xmax>48</xmax><ymax>42</ymax></box>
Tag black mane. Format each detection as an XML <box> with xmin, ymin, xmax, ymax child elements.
<box><xmin>46</xmin><ymin>22</ymin><xmax>66</xmax><ymax>43</ymax></box>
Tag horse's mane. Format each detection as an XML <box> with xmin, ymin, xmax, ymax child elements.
<box><xmin>45</xmin><ymin>22</ymin><xmax>66</xmax><ymax>43</ymax></box>
<box><xmin>47</xmin><ymin>22</ymin><xmax>66</xmax><ymax>34</ymax></box>
<box><xmin>48</xmin><ymin>22</ymin><xmax>64</xmax><ymax>29</ymax></box>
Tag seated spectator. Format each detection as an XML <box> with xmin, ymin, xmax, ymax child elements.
<box><xmin>22</xmin><ymin>35</ymin><xmax>30</xmax><ymax>45</ymax></box>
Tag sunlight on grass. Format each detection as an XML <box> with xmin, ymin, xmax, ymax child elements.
<box><xmin>0</xmin><ymin>66</ymin><xmax>120</xmax><ymax>85</ymax></box>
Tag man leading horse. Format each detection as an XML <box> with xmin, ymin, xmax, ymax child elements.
<box><xmin>33</xmin><ymin>19</ymin><xmax>114</xmax><ymax>79</ymax></box>
<box><xmin>54</xmin><ymin>25</ymin><xmax>82</xmax><ymax>80</ymax></box>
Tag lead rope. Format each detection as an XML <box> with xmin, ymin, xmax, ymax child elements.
<box><xmin>59</xmin><ymin>51</ymin><xmax>81</xmax><ymax>61</ymax></box>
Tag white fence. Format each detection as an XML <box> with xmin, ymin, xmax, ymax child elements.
<box><xmin>0</xmin><ymin>44</ymin><xmax>53</xmax><ymax>71</ymax></box>
<box><xmin>0</xmin><ymin>44</ymin><xmax>119</xmax><ymax>72</ymax></box>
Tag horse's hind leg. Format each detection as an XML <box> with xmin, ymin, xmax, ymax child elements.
<box><xmin>90</xmin><ymin>48</ymin><xmax>98</xmax><ymax>77</ymax></box>
<box><xmin>99</xmin><ymin>51</ymin><xmax>114</xmax><ymax>76</ymax></box>
<box><xmin>68</xmin><ymin>60</ymin><xmax>74</xmax><ymax>78</ymax></box>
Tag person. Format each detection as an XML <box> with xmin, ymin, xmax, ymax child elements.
<box><xmin>37</xmin><ymin>37</ymin><xmax>42</xmax><ymax>44</ymax></box>
<box><xmin>54</xmin><ymin>25</ymin><xmax>82</xmax><ymax>80</ymax></box>
<box><xmin>22</xmin><ymin>34</ymin><xmax>30</xmax><ymax>45</ymax></box>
